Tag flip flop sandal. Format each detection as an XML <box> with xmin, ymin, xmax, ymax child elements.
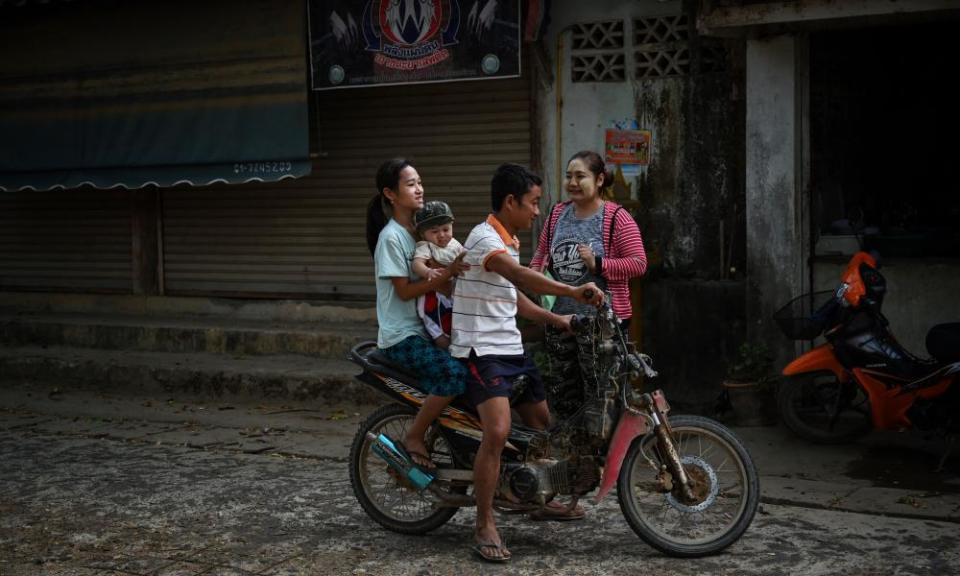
<box><xmin>528</xmin><ymin>502</ymin><xmax>586</xmax><ymax>521</ymax></box>
<box><xmin>472</xmin><ymin>540</ymin><xmax>511</xmax><ymax>563</ymax></box>
<box><xmin>394</xmin><ymin>440</ymin><xmax>437</xmax><ymax>471</ymax></box>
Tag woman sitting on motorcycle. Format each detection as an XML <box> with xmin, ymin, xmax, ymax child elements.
<box><xmin>365</xmin><ymin>158</ymin><xmax>469</xmax><ymax>469</ymax></box>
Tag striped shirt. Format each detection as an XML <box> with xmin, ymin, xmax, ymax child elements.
<box><xmin>530</xmin><ymin>201</ymin><xmax>647</xmax><ymax>320</ymax></box>
<box><xmin>450</xmin><ymin>214</ymin><xmax>524</xmax><ymax>358</ymax></box>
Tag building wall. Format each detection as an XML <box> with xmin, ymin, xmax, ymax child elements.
<box><xmin>743</xmin><ymin>34</ymin><xmax>810</xmax><ymax>368</ymax></box>
<box><xmin>538</xmin><ymin>0</ymin><xmax>743</xmax><ymax>274</ymax></box>
<box><xmin>743</xmin><ymin>24</ymin><xmax>960</xmax><ymax>369</ymax></box>
<box><xmin>536</xmin><ymin>0</ymin><xmax>746</xmax><ymax>406</ymax></box>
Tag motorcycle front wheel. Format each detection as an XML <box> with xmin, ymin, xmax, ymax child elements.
<box><xmin>349</xmin><ymin>403</ymin><xmax>459</xmax><ymax>534</ymax></box>
<box><xmin>778</xmin><ymin>371</ymin><xmax>872</xmax><ymax>444</ymax></box>
<box><xmin>618</xmin><ymin>415</ymin><xmax>759</xmax><ymax>557</ymax></box>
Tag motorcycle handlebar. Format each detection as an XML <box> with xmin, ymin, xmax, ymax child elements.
<box><xmin>570</xmin><ymin>314</ymin><xmax>588</xmax><ymax>332</ymax></box>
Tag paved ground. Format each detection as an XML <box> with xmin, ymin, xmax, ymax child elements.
<box><xmin>1</xmin><ymin>383</ymin><xmax>959</xmax><ymax>576</ymax></box>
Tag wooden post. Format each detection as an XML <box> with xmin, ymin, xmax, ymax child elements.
<box><xmin>131</xmin><ymin>187</ymin><xmax>160</xmax><ymax>295</ymax></box>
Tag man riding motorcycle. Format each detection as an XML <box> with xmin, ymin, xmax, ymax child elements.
<box><xmin>449</xmin><ymin>163</ymin><xmax>603</xmax><ymax>562</ymax></box>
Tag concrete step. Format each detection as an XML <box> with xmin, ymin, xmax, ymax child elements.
<box><xmin>0</xmin><ymin>346</ymin><xmax>383</xmax><ymax>404</ymax></box>
<box><xmin>0</xmin><ymin>312</ymin><xmax>376</xmax><ymax>359</ymax></box>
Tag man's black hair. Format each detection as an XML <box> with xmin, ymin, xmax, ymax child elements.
<box><xmin>491</xmin><ymin>163</ymin><xmax>542</xmax><ymax>212</ymax></box>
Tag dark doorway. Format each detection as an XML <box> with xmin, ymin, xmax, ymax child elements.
<box><xmin>810</xmin><ymin>21</ymin><xmax>960</xmax><ymax>258</ymax></box>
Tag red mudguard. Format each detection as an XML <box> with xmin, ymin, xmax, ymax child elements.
<box><xmin>594</xmin><ymin>411</ymin><xmax>649</xmax><ymax>503</ymax></box>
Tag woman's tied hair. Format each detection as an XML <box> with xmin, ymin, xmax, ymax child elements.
<box><xmin>366</xmin><ymin>158</ymin><xmax>413</xmax><ymax>256</ymax></box>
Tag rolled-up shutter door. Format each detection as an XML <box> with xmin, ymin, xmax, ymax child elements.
<box><xmin>0</xmin><ymin>190</ymin><xmax>132</xmax><ymax>293</ymax></box>
<box><xmin>162</xmin><ymin>75</ymin><xmax>532</xmax><ymax>298</ymax></box>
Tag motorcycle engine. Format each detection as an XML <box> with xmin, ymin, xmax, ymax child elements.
<box><xmin>501</xmin><ymin>457</ymin><xmax>602</xmax><ymax>504</ymax></box>
<box><xmin>501</xmin><ymin>460</ymin><xmax>561</xmax><ymax>504</ymax></box>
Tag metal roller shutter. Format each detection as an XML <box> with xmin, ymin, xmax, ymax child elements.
<box><xmin>0</xmin><ymin>190</ymin><xmax>133</xmax><ymax>293</ymax></box>
<box><xmin>162</xmin><ymin>75</ymin><xmax>532</xmax><ymax>298</ymax></box>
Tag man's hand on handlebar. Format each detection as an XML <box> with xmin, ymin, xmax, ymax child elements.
<box><xmin>573</xmin><ymin>282</ymin><xmax>604</xmax><ymax>307</ymax></box>
<box><xmin>550</xmin><ymin>314</ymin><xmax>574</xmax><ymax>333</ymax></box>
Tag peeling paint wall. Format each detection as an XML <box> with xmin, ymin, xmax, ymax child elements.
<box><xmin>538</xmin><ymin>0</ymin><xmax>743</xmax><ymax>277</ymax></box>
<box><xmin>536</xmin><ymin>0</ymin><xmax>746</xmax><ymax>406</ymax></box>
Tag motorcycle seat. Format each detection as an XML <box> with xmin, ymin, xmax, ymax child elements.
<box><xmin>362</xmin><ymin>346</ymin><xmax>537</xmax><ymax>416</ymax></box>
<box><xmin>927</xmin><ymin>323</ymin><xmax>960</xmax><ymax>364</ymax></box>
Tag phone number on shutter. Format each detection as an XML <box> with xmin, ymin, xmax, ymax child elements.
<box><xmin>234</xmin><ymin>162</ymin><xmax>293</xmax><ymax>174</ymax></box>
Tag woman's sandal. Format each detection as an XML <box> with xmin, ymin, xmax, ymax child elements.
<box><xmin>395</xmin><ymin>440</ymin><xmax>437</xmax><ymax>471</ymax></box>
<box><xmin>472</xmin><ymin>540</ymin><xmax>511</xmax><ymax>563</ymax></box>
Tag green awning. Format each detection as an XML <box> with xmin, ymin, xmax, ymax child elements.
<box><xmin>1</xmin><ymin>162</ymin><xmax>313</xmax><ymax>192</ymax></box>
<box><xmin>0</xmin><ymin>0</ymin><xmax>310</xmax><ymax>192</ymax></box>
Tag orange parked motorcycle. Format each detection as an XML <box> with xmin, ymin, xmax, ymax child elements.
<box><xmin>774</xmin><ymin>252</ymin><xmax>960</xmax><ymax>452</ymax></box>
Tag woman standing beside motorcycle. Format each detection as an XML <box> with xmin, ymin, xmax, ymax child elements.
<box><xmin>530</xmin><ymin>151</ymin><xmax>647</xmax><ymax>417</ymax></box>
<box><xmin>365</xmin><ymin>158</ymin><xmax>469</xmax><ymax>468</ymax></box>
<box><xmin>530</xmin><ymin>150</ymin><xmax>647</xmax><ymax>329</ymax></box>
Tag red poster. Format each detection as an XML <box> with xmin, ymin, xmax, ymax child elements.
<box><xmin>605</xmin><ymin>129</ymin><xmax>651</xmax><ymax>166</ymax></box>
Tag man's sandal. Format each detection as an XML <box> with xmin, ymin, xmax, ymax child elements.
<box><xmin>472</xmin><ymin>540</ymin><xmax>511</xmax><ymax>563</ymax></box>
<box><xmin>528</xmin><ymin>501</ymin><xmax>586</xmax><ymax>521</ymax></box>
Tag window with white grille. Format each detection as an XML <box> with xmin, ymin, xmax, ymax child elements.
<box><xmin>633</xmin><ymin>15</ymin><xmax>726</xmax><ymax>79</ymax></box>
<box><xmin>571</xmin><ymin>20</ymin><xmax>626</xmax><ymax>82</ymax></box>
<box><xmin>572</xmin><ymin>20</ymin><xmax>625</xmax><ymax>50</ymax></box>
<box><xmin>634</xmin><ymin>15</ymin><xmax>690</xmax><ymax>79</ymax></box>
<box><xmin>572</xmin><ymin>54</ymin><xmax>626</xmax><ymax>82</ymax></box>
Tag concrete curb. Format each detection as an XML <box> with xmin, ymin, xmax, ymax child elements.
<box><xmin>759</xmin><ymin>475</ymin><xmax>960</xmax><ymax>523</ymax></box>
<box><xmin>0</xmin><ymin>347</ymin><xmax>382</xmax><ymax>404</ymax></box>
<box><xmin>0</xmin><ymin>314</ymin><xmax>375</xmax><ymax>358</ymax></box>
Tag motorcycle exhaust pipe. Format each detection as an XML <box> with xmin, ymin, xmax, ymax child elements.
<box><xmin>366</xmin><ymin>432</ymin><xmax>434</xmax><ymax>490</ymax></box>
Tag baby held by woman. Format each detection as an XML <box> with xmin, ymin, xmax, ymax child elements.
<box><xmin>412</xmin><ymin>201</ymin><xmax>463</xmax><ymax>349</ymax></box>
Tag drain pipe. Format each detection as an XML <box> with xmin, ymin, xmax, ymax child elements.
<box><xmin>555</xmin><ymin>30</ymin><xmax>565</xmax><ymax>204</ymax></box>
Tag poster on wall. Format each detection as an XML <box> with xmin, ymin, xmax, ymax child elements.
<box><xmin>308</xmin><ymin>0</ymin><xmax>521</xmax><ymax>90</ymax></box>
<box><xmin>605</xmin><ymin>128</ymin><xmax>651</xmax><ymax>169</ymax></box>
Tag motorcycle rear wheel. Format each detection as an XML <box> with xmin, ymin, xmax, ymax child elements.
<box><xmin>349</xmin><ymin>403</ymin><xmax>459</xmax><ymax>534</ymax></box>
<box><xmin>778</xmin><ymin>371</ymin><xmax>872</xmax><ymax>444</ymax></box>
<box><xmin>618</xmin><ymin>415</ymin><xmax>759</xmax><ymax>557</ymax></box>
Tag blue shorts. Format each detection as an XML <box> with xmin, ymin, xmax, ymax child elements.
<box><xmin>464</xmin><ymin>352</ymin><xmax>545</xmax><ymax>407</ymax></box>
<box><xmin>381</xmin><ymin>335</ymin><xmax>466</xmax><ymax>397</ymax></box>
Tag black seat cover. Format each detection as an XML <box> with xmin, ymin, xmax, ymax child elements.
<box><xmin>927</xmin><ymin>323</ymin><xmax>960</xmax><ymax>364</ymax></box>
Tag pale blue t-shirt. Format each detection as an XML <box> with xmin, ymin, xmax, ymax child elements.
<box><xmin>374</xmin><ymin>219</ymin><xmax>427</xmax><ymax>348</ymax></box>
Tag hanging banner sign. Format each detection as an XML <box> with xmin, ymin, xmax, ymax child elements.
<box><xmin>308</xmin><ymin>0</ymin><xmax>520</xmax><ymax>90</ymax></box>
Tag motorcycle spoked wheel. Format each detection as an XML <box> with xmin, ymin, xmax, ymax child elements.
<box><xmin>777</xmin><ymin>371</ymin><xmax>872</xmax><ymax>444</ymax></box>
<box><xmin>617</xmin><ymin>415</ymin><xmax>760</xmax><ymax>557</ymax></box>
<box><xmin>349</xmin><ymin>404</ymin><xmax>460</xmax><ymax>534</ymax></box>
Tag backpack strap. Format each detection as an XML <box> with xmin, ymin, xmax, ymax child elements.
<box><xmin>545</xmin><ymin>201</ymin><xmax>570</xmax><ymax>259</ymax></box>
<box><xmin>606</xmin><ymin>205</ymin><xmax>624</xmax><ymax>254</ymax></box>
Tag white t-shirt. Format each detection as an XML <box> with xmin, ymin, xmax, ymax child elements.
<box><xmin>450</xmin><ymin>215</ymin><xmax>523</xmax><ymax>358</ymax></box>
<box><xmin>413</xmin><ymin>238</ymin><xmax>464</xmax><ymax>267</ymax></box>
